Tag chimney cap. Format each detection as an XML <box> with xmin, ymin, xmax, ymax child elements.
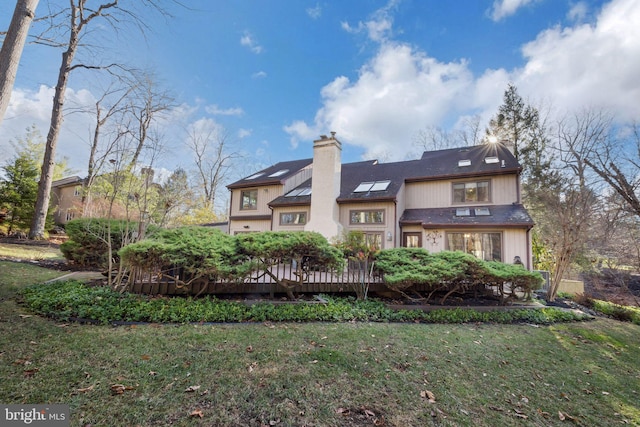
<box><xmin>320</xmin><ymin>134</ymin><xmax>328</xmax><ymax>139</ymax></box>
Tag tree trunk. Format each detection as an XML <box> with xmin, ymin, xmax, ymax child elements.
<box><xmin>29</xmin><ymin>13</ymin><xmax>79</xmax><ymax>239</ymax></box>
<box><xmin>0</xmin><ymin>0</ymin><xmax>39</xmax><ymax>125</ymax></box>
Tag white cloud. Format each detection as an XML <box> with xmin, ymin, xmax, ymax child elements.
<box><xmin>285</xmin><ymin>42</ymin><xmax>480</xmax><ymax>160</ymax></box>
<box><xmin>238</xmin><ymin>128</ymin><xmax>252</xmax><ymax>139</ymax></box>
<box><xmin>252</xmin><ymin>71</ymin><xmax>267</xmax><ymax>79</ymax></box>
<box><xmin>514</xmin><ymin>0</ymin><xmax>640</xmax><ymax>121</ymax></box>
<box><xmin>286</xmin><ymin>0</ymin><xmax>640</xmax><ymax>161</ymax></box>
<box><xmin>0</xmin><ymin>85</ymin><xmax>98</xmax><ymax>173</ymax></box>
<box><xmin>306</xmin><ymin>4</ymin><xmax>322</xmax><ymax>19</ymax></box>
<box><xmin>567</xmin><ymin>2</ymin><xmax>589</xmax><ymax>22</ymax></box>
<box><xmin>489</xmin><ymin>0</ymin><xmax>539</xmax><ymax>21</ymax></box>
<box><xmin>240</xmin><ymin>31</ymin><xmax>263</xmax><ymax>54</ymax></box>
<box><xmin>341</xmin><ymin>0</ymin><xmax>399</xmax><ymax>42</ymax></box>
<box><xmin>205</xmin><ymin>104</ymin><xmax>244</xmax><ymax>116</ymax></box>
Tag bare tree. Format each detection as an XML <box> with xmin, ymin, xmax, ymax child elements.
<box><xmin>126</xmin><ymin>73</ymin><xmax>173</xmax><ymax>168</ymax></box>
<box><xmin>29</xmin><ymin>0</ymin><xmax>172</xmax><ymax>239</ymax></box>
<box><xmin>412</xmin><ymin>126</ymin><xmax>458</xmax><ymax>152</ymax></box>
<box><xmin>0</xmin><ymin>0</ymin><xmax>40</xmax><ymax>125</ymax></box>
<box><xmin>529</xmin><ymin>111</ymin><xmax>605</xmax><ymax>300</ymax></box>
<box><xmin>186</xmin><ymin>122</ymin><xmax>240</xmax><ymax>214</ymax></box>
<box><xmin>583</xmin><ymin>121</ymin><xmax>640</xmax><ymax>218</ymax></box>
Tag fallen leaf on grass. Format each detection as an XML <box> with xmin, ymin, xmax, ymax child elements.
<box><xmin>23</xmin><ymin>368</ymin><xmax>39</xmax><ymax>377</ymax></box>
<box><xmin>140</xmin><ymin>354</ymin><xmax>151</xmax><ymax>361</ymax></box>
<box><xmin>420</xmin><ymin>390</ymin><xmax>436</xmax><ymax>403</ymax></box>
<box><xmin>336</xmin><ymin>407</ymin><xmax>350</xmax><ymax>415</ymax></box>
<box><xmin>76</xmin><ymin>385</ymin><xmax>94</xmax><ymax>393</ymax></box>
<box><xmin>246</xmin><ymin>345</ymin><xmax>254</xmax><ymax>353</ymax></box>
<box><xmin>189</xmin><ymin>409</ymin><xmax>203</xmax><ymax>418</ymax></box>
<box><xmin>363</xmin><ymin>408</ymin><xmax>375</xmax><ymax>417</ymax></box>
<box><xmin>184</xmin><ymin>385</ymin><xmax>201</xmax><ymax>393</ymax></box>
<box><xmin>19</xmin><ymin>315</ymin><xmax>32</xmax><ymax>318</ymax></box>
<box><xmin>110</xmin><ymin>384</ymin><xmax>135</xmax><ymax>395</ymax></box>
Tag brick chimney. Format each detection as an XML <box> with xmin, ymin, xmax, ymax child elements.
<box><xmin>305</xmin><ymin>132</ymin><xmax>343</xmax><ymax>240</ymax></box>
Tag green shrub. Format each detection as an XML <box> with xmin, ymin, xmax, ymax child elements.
<box><xmin>592</xmin><ymin>300</ymin><xmax>640</xmax><ymax>325</ymax></box>
<box><xmin>60</xmin><ymin>218</ymin><xmax>145</xmax><ymax>268</ymax></box>
<box><xmin>21</xmin><ymin>281</ymin><xmax>591</xmax><ymax>325</ymax></box>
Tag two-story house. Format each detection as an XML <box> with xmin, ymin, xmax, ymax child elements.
<box><xmin>51</xmin><ymin>176</ymin><xmax>85</xmax><ymax>225</ymax></box>
<box><xmin>226</xmin><ymin>134</ymin><xmax>535</xmax><ymax>268</ymax></box>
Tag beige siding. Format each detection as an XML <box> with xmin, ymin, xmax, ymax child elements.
<box><xmin>502</xmin><ymin>228</ymin><xmax>529</xmax><ymax>267</ymax></box>
<box><xmin>282</xmin><ymin>165</ymin><xmax>312</xmax><ymax>194</ymax></box>
<box><xmin>52</xmin><ymin>185</ymin><xmax>83</xmax><ymax>224</ymax></box>
<box><xmin>229</xmin><ymin>184</ymin><xmax>283</xmax><ymax>217</ymax></box>
<box><xmin>404</xmin><ymin>174</ymin><xmax>519</xmax><ymax>208</ymax></box>
<box><xmin>272</xmin><ymin>206</ymin><xmax>311</xmax><ymax>231</ymax></box>
<box><xmin>393</xmin><ymin>183</ymin><xmax>406</xmax><ymax>248</ymax></box>
<box><xmin>229</xmin><ymin>219</ymin><xmax>272</xmax><ymax>235</ymax></box>
<box><xmin>338</xmin><ymin>202</ymin><xmax>395</xmax><ymax>249</ymax></box>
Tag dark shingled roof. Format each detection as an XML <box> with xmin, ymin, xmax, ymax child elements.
<box><xmin>403</xmin><ymin>143</ymin><xmax>521</xmax><ymax>182</ymax></box>
<box><xmin>269</xmin><ymin>178</ymin><xmax>312</xmax><ymax>207</ymax></box>
<box><xmin>227</xmin><ymin>158</ymin><xmax>313</xmax><ymax>189</ymax></box>
<box><xmin>239</xmin><ymin>143</ymin><xmax>523</xmax><ymax>206</ymax></box>
<box><xmin>52</xmin><ymin>176</ymin><xmax>85</xmax><ymax>187</ymax></box>
<box><xmin>399</xmin><ymin>204</ymin><xmax>534</xmax><ymax>229</ymax></box>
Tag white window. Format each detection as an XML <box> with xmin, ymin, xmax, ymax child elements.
<box><xmin>280</xmin><ymin>212</ymin><xmax>307</xmax><ymax>225</ymax></box>
<box><xmin>447</xmin><ymin>232</ymin><xmax>502</xmax><ymax>262</ymax></box>
<box><xmin>453</xmin><ymin>181</ymin><xmax>490</xmax><ymax>203</ymax></box>
<box><xmin>350</xmin><ymin>210</ymin><xmax>384</xmax><ymax>224</ymax></box>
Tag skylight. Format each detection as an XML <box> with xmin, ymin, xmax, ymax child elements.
<box><xmin>354</xmin><ymin>182</ymin><xmax>374</xmax><ymax>192</ymax></box>
<box><xmin>268</xmin><ymin>169</ymin><xmax>289</xmax><ymax>177</ymax></box>
<box><xmin>285</xmin><ymin>187</ymin><xmax>311</xmax><ymax>197</ymax></box>
<box><xmin>484</xmin><ymin>157</ymin><xmax>499</xmax><ymax>164</ymax></box>
<box><xmin>458</xmin><ymin>159</ymin><xmax>471</xmax><ymax>167</ymax></box>
<box><xmin>245</xmin><ymin>172</ymin><xmax>264</xmax><ymax>180</ymax></box>
<box><xmin>456</xmin><ymin>208</ymin><xmax>471</xmax><ymax>217</ymax></box>
<box><xmin>475</xmin><ymin>207</ymin><xmax>491</xmax><ymax>216</ymax></box>
<box><xmin>354</xmin><ymin>180</ymin><xmax>390</xmax><ymax>193</ymax></box>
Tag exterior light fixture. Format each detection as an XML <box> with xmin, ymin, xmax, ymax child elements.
<box><xmin>387</xmin><ymin>231</ymin><xmax>392</xmax><ymax>241</ymax></box>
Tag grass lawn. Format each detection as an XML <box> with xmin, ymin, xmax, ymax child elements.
<box><xmin>0</xmin><ymin>242</ymin><xmax>64</xmax><ymax>261</ymax></box>
<box><xmin>1</xmin><ymin>266</ymin><xmax>639</xmax><ymax>426</ymax></box>
<box><xmin>0</xmin><ymin>261</ymin><xmax>67</xmax><ymax>299</ymax></box>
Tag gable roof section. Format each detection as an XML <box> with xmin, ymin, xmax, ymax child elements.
<box><xmin>52</xmin><ymin>176</ymin><xmax>84</xmax><ymax>188</ymax></box>
<box><xmin>234</xmin><ymin>143</ymin><xmax>523</xmax><ymax>206</ymax></box>
<box><xmin>336</xmin><ymin>160</ymin><xmax>413</xmax><ymax>203</ymax></box>
<box><xmin>404</xmin><ymin>143</ymin><xmax>521</xmax><ymax>182</ymax></box>
<box><xmin>269</xmin><ymin>178</ymin><xmax>313</xmax><ymax>207</ymax></box>
<box><xmin>400</xmin><ymin>204</ymin><xmax>534</xmax><ymax>229</ymax></box>
<box><xmin>227</xmin><ymin>158</ymin><xmax>313</xmax><ymax>189</ymax></box>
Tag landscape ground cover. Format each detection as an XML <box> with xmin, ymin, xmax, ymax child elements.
<box><xmin>1</xmin><ymin>261</ymin><xmax>639</xmax><ymax>426</ymax></box>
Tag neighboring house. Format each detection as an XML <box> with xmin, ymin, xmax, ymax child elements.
<box><xmin>227</xmin><ymin>134</ymin><xmax>535</xmax><ymax>268</ymax></box>
<box><xmin>51</xmin><ymin>176</ymin><xmax>85</xmax><ymax>225</ymax></box>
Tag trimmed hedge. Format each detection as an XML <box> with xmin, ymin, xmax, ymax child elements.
<box><xmin>21</xmin><ymin>280</ymin><xmax>591</xmax><ymax>325</ymax></box>
<box><xmin>60</xmin><ymin>218</ymin><xmax>150</xmax><ymax>268</ymax></box>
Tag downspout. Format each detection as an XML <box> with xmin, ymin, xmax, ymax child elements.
<box><xmin>393</xmin><ymin>199</ymin><xmax>398</xmax><ymax>248</ymax></box>
<box><xmin>526</xmin><ymin>227</ymin><xmax>532</xmax><ymax>270</ymax></box>
<box><xmin>227</xmin><ymin>191</ymin><xmax>233</xmax><ymax>234</ymax></box>
<box><xmin>269</xmin><ymin>205</ymin><xmax>274</xmax><ymax>230</ymax></box>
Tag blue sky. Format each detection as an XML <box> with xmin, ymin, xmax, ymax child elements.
<box><xmin>1</xmin><ymin>0</ymin><xmax>639</xmax><ymax>182</ymax></box>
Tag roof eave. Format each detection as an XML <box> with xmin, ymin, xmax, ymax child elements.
<box><xmin>405</xmin><ymin>167</ymin><xmax>521</xmax><ymax>183</ymax></box>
